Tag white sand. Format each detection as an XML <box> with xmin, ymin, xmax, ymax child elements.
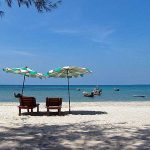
<box><xmin>0</xmin><ymin>102</ymin><xmax>150</xmax><ymax>149</ymax></box>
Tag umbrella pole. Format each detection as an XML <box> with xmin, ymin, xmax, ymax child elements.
<box><xmin>67</xmin><ymin>77</ymin><xmax>71</xmax><ymax>113</ymax></box>
<box><xmin>67</xmin><ymin>72</ymin><xmax>71</xmax><ymax>113</ymax></box>
<box><xmin>21</xmin><ymin>75</ymin><xmax>26</xmax><ymax>95</ymax></box>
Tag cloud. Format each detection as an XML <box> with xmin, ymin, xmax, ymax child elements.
<box><xmin>11</xmin><ymin>50</ymin><xmax>34</xmax><ymax>56</ymax></box>
<box><xmin>102</xmin><ymin>29</ymin><xmax>115</xmax><ymax>38</ymax></box>
<box><xmin>90</xmin><ymin>28</ymin><xmax>115</xmax><ymax>48</ymax></box>
<box><xmin>51</xmin><ymin>29</ymin><xmax>79</xmax><ymax>34</ymax></box>
<box><xmin>91</xmin><ymin>28</ymin><xmax>115</xmax><ymax>41</ymax></box>
<box><xmin>0</xmin><ymin>48</ymin><xmax>35</xmax><ymax>56</ymax></box>
<box><xmin>91</xmin><ymin>39</ymin><xmax>104</xmax><ymax>43</ymax></box>
<box><xmin>49</xmin><ymin>26</ymin><xmax>115</xmax><ymax>46</ymax></box>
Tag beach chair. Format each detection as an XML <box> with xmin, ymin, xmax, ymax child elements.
<box><xmin>18</xmin><ymin>96</ymin><xmax>40</xmax><ymax>116</ymax></box>
<box><xmin>46</xmin><ymin>97</ymin><xmax>62</xmax><ymax>115</ymax></box>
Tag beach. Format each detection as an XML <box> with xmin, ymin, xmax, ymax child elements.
<box><xmin>0</xmin><ymin>102</ymin><xmax>150</xmax><ymax>149</ymax></box>
<box><xmin>1</xmin><ymin>0</ymin><xmax>150</xmax><ymax>149</ymax></box>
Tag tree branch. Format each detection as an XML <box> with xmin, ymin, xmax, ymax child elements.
<box><xmin>0</xmin><ymin>0</ymin><xmax>61</xmax><ymax>16</ymax></box>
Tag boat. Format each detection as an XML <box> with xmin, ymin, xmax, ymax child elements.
<box><xmin>93</xmin><ymin>88</ymin><xmax>102</xmax><ymax>95</ymax></box>
<box><xmin>83</xmin><ymin>91</ymin><xmax>94</xmax><ymax>97</ymax></box>
<box><xmin>133</xmin><ymin>95</ymin><xmax>145</xmax><ymax>98</ymax></box>
<box><xmin>76</xmin><ymin>88</ymin><xmax>81</xmax><ymax>91</ymax></box>
<box><xmin>114</xmin><ymin>88</ymin><xmax>120</xmax><ymax>91</ymax></box>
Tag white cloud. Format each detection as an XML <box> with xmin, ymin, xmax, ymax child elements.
<box><xmin>90</xmin><ymin>28</ymin><xmax>115</xmax><ymax>46</ymax></box>
<box><xmin>101</xmin><ymin>29</ymin><xmax>115</xmax><ymax>39</ymax></box>
<box><xmin>49</xmin><ymin>26</ymin><xmax>115</xmax><ymax>46</ymax></box>
<box><xmin>91</xmin><ymin>39</ymin><xmax>104</xmax><ymax>43</ymax></box>
<box><xmin>51</xmin><ymin>29</ymin><xmax>79</xmax><ymax>34</ymax></box>
<box><xmin>11</xmin><ymin>50</ymin><xmax>34</xmax><ymax>56</ymax></box>
<box><xmin>0</xmin><ymin>48</ymin><xmax>35</xmax><ymax>56</ymax></box>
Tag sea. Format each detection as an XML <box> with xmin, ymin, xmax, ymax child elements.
<box><xmin>0</xmin><ymin>85</ymin><xmax>150</xmax><ymax>102</ymax></box>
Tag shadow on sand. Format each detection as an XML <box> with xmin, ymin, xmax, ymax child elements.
<box><xmin>69</xmin><ymin>110</ymin><xmax>107</xmax><ymax>115</ymax></box>
<box><xmin>0</xmin><ymin>122</ymin><xmax>150</xmax><ymax>149</ymax></box>
<box><xmin>20</xmin><ymin>110</ymin><xmax>107</xmax><ymax>116</ymax></box>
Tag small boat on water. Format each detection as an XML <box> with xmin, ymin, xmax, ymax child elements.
<box><xmin>114</xmin><ymin>88</ymin><xmax>120</xmax><ymax>91</ymax></box>
<box><xmin>83</xmin><ymin>91</ymin><xmax>94</xmax><ymax>97</ymax></box>
<box><xmin>133</xmin><ymin>95</ymin><xmax>145</xmax><ymax>98</ymax></box>
<box><xmin>76</xmin><ymin>88</ymin><xmax>81</xmax><ymax>91</ymax></box>
<box><xmin>93</xmin><ymin>88</ymin><xmax>102</xmax><ymax>95</ymax></box>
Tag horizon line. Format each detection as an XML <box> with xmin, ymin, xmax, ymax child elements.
<box><xmin>0</xmin><ymin>84</ymin><xmax>150</xmax><ymax>86</ymax></box>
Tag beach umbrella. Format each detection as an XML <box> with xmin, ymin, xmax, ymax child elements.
<box><xmin>46</xmin><ymin>66</ymin><xmax>92</xmax><ymax>113</ymax></box>
<box><xmin>3</xmin><ymin>67</ymin><xmax>45</xmax><ymax>95</ymax></box>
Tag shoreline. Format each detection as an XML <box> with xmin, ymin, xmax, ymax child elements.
<box><xmin>0</xmin><ymin>101</ymin><xmax>150</xmax><ymax>105</ymax></box>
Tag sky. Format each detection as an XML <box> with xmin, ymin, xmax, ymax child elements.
<box><xmin>0</xmin><ymin>0</ymin><xmax>150</xmax><ymax>85</ymax></box>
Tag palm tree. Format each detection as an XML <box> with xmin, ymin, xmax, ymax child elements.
<box><xmin>0</xmin><ymin>0</ymin><xmax>61</xmax><ymax>17</ymax></box>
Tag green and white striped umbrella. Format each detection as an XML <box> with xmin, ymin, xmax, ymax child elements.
<box><xmin>46</xmin><ymin>66</ymin><xmax>92</xmax><ymax>113</ymax></box>
<box><xmin>3</xmin><ymin>67</ymin><xmax>45</xmax><ymax>95</ymax></box>
<box><xmin>47</xmin><ymin>66</ymin><xmax>91</xmax><ymax>78</ymax></box>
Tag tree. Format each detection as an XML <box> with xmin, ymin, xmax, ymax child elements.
<box><xmin>0</xmin><ymin>0</ymin><xmax>61</xmax><ymax>17</ymax></box>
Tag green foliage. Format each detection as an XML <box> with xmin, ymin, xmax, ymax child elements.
<box><xmin>0</xmin><ymin>0</ymin><xmax>61</xmax><ymax>17</ymax></box>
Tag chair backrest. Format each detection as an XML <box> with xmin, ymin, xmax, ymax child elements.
<box><xmin>46</xmin><ymin>97</ymin><xmax>62</xmax><ymax>107</ymax></box>
<box><xmin>19</xmin><ymin>96</ymin><xmax>37</xmax><ymax>107</ymax></box>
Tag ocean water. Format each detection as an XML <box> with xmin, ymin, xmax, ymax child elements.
<box><xmin>0</xmin><ymin>85</ymin><xmax>150</xmax><ymax>102</ymax></box>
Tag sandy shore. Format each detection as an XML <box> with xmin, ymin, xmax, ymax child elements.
<box><xmin>0</xmin><ymin>101</ymin><xmax>150</xmax><ymax>149</ymax></box>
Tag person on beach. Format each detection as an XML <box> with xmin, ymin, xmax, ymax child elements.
<box><xmin>14</xmin><ymin>93</ymin><xmax>23</xmax><ymax>98</ymax></box>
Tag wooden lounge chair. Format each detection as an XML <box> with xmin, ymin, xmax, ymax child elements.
<box><xmin>46</xmin><ymin>97</ymin><xmax>62</xmax><ymax>115</ymax></box>
<box><xmin>18</xmin><ymin>96</ymin><xmax>40</xmax><ymax>116</ymax></box>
